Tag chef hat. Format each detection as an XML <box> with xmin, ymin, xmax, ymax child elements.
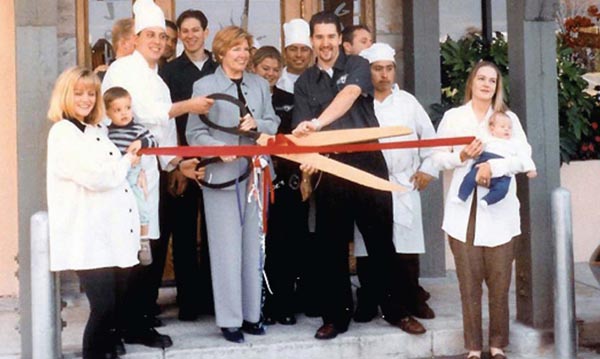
<box><xmin>133</xmin><ymin>0</ymin><xmax>166</xmax><ymax>34</ymax></box>
<box><xmin>359</xmin><ymin>42</ymin><xmax>396</xmax><ymax>64</ymax></box>
<box><xmin>283</xmin><ymin>19</ymin><xmax>312</xmax><ymax>49</ymax></box>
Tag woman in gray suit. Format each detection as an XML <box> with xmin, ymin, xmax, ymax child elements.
<box><xmin>186</xmin><ymin>26</ymin><xmax>280</xmax><ymax>343</ymax></box>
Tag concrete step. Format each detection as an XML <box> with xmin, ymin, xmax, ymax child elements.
<box><xmin>58</xmin><ymin>273</ymin><xmax>556</xmax><ymax>359</ymax></box>
<box><xmin>4</xmin><ymin>265</ymin><xmax>600</xmax><ymax>359</ymax></box>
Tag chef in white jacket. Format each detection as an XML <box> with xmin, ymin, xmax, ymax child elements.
<box><xmin>352</xmin><ymin>43</ymin><xmax>438</xmax><ymax>326</ymax></box>
<box><xmin>101</xmin><ymin>0</ymin><xmax>212</xmax><ymax>348</ymax></box>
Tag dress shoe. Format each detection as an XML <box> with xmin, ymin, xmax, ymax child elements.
<box><xmin>411</xmin><ymin>303</ymin><xmax>435</xmax><ymax>319</ymax></box>
<box><xmin>241</xmin><ymin>320</ymin><xmax>266</xmax><ymax>335</ymax></box>
<box><xmin>122</xmin><ymin>327</ymin><xmax>173</xmax><ymax>348</ymax></box>
<box><xmin>221</xmin><ymin>327</ymin><xmax>244</xmax><ymax>343</ymax></box>
<box><xmin>278</xmin><ymin>315</ymin><xmax>297</xmax><ymax>325</ymax></box>
<box><xmin>394</xmin><ymin>316</ymin><xmax>426</xmax><ymax>335</ymax></box>
<box><xmin>314</xmin><ymin>323</ymin><xmax>347</xmax><ymax>340</ymax></box>
<box><xmin>491</xmin><ymin>353</ymin><xmax>507</xmax><ymax>359</ymax></box>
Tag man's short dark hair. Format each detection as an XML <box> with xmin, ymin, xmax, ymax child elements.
<box><xmin>176</xmin><ymin>9</ymin><xmax>209</xmax><ymax>30</ymax></box>
<box><xmin>309</xmin><ymin>11</ymin><xmax>342</xmax><ymax>36</ymax></box>
<box><xmin>165</xmin><ymin>19</ymin><xmax>178</xmax><ymax>32</ymax></box>
<box><xmin>341</xmin><ymin>24</ymin><xmax>371</xmax><ymax>44</ymax></box>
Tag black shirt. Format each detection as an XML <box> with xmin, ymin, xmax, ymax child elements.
<box><xmin>272</xmin><ymin>86</ymin><xmax>295</xmax><ymax>134</ymax></box>
<box><xmin>292</xmin><ymin>49</ymin><xmax>386</xmax><ymax>176</ymax></box>
<box><xmin>292</xmin><ymin>49</ymin><xmax>378</xmax><ymax>130</ymax></box>
<box><xmin>159</xmin><ymin>50</ymin><xmax>218</xmax><ymax>145</ymax></box>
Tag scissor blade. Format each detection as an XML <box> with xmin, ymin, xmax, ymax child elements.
<box><xmin>277</xmin><ymin>153</ymin><xmax>408</xmax><ymax>192</ymax></box>
<box><xmin>287</xmin><ymin>126</ymin><xmax>412</xmax><ymax>146</ymax></box>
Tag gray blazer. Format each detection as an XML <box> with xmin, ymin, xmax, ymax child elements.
<box><xmin>186</xmin><ymin>66</ymin><xmax>280</xmax><ymax>189</ymax></box>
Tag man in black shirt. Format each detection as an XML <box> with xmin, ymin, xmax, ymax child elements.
<box><xmin>157</xmin><ymin>9</ymin><xmax>218</xmax><ymax>321</ymax></box>
<box><xmin>292</xmin><ymin>11</ymin><xmax>426</xmax><ymax>339</ymax></box>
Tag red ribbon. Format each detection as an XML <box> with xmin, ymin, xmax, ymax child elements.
<box><xmin>139</xmin><ymin>136</ymin><xmax>475</xmax><ymax>157</ymax></box>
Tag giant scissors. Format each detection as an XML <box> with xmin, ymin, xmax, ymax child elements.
<box><xmin>141</xmin><ymin>93</ymin><xmax>475</xmax><ymax>191</ymax></box>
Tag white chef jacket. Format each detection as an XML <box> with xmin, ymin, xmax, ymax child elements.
<box><xmin>102</xmin><ymin>50</ymin><xmax>178</xmax><ymax>239</ymax></box>
<box><xmin>47</xmin><ymin>120</ymin><xmax>140</xmax><ymax>271</ymax></box>
<box><xmin>432</xmin><ymin>101</ymin><xmax>533</xmax><ymax>247</ymax></box>
<box><xmin>354</xmin><ymin>86</ymin><xmax>438</xmax><ymax>255</ymax></box>
<box><xmin>275</xmin><ymin>67</ymin><xmax>300</xmax><ymax>94</ymax></box>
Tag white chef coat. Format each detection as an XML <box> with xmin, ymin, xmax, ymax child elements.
<box><xmin>102</xmin><ymin>50</ymin><xmax>178</xmax><ymax>239</ymax></box>
<box><xmin>275</xmin><ymin>67</ymin><xmax>300</xmax><ymax>94</ymax></box>
<box><xmin>47</xmin><ymin>120</ymin><xmax>140</xmax><ymax>271</ymax></box>
<box><xmin>432</xmin><ymin>101</ymin><xmax>533</xmax><ymax>247</ymax></box>
<box><xmin>354</xmin><ymin>86</ymin><xmax>438</xmax><ymax>255</ymax></box>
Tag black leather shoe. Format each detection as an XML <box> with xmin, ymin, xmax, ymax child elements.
<box><xmin>123</xmin><ymin>327</ymin><xmax>173</xmax><ymax>348</ymax></box>
<box><xmin>241</xmin><ymin>320</ymin><xmax>266</xmax><ymax>335</ymax></box>
<box><xmin>278</xmin><ymin>315</ymin><xmax>296</xmax><ymax>325</ymax></box>
<box><xmin>221</xmin><ymin>327</ymin><xmax>244</xmax><ymax>343</ymax></box>
<box><xmin>314</xmin><ymin>323</ymin><xmax>347</xmax><ymax>340</ymax></box>
<box><xmin>411</xmin><ymin>303</ymin><xmax>435</xmax><ymax>319</ymax></box>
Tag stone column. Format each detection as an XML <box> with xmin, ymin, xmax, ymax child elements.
<box><xmin>507</xmin><ymin>0</ymin><xmax>559</xmax><ymax>328</ymax></box>
<box><xmin>15</xmin><ymin>0</ymin><xmax>59</xmax><ymax>356</ymax></box>
<box><xmin>401</xmin><ymin>0</ymin><xmax>446</xmax><ymax>277</ymax></box>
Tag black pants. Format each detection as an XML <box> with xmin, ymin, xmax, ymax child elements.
<box><xmin>356</xmin><ymin>253</ymin><xmax>421</xmax><ymax>317</ymax></box>
<box><xmin>264</xmin><ymin>176</ymin><xmax>309</xmax><ymax>317</ymax></box>
<box><xmin>77</xmin><ymin>267</ymin><xmax>126</xmax><ymax>358</ymax></box>
<box><xmin>144</xmin><ymin>172</ymin><xmax>213</xmax><ymax>315</ymax></box>
<box><xmin>315</xmin><ymin>152</ymin><xmax>401</xmax><ymax>329</ymax></box>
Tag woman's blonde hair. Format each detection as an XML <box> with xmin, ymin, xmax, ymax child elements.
<box><xmin>47</xmin><ymin>66</ymin><xmax>104</xmax><ymax>124</ymax></box>
<box><xmin>212</xmin><ymin>26</ymin><xmax>253</xmax><ymax>64</ymax></box>
<box><xmin>463</xmin><ymin>60</ymin><xmax>507</xmax><ymax>112</ymax></box>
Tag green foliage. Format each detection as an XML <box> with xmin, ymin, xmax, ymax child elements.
<box><xmin>556</xmin><ymin>38</ymin><xmax>596</xmax><ymax>162</ymax></box>
<box><xmin>436</xmin><ymin>32</ymin><xmax>598</xmax><ymax>162</ymax></box>
<box><xmin>439</xmin><ymin>32</ymin><xmax>508</xmax><ymax>108</ymax></box>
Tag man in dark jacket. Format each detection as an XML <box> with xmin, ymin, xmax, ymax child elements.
<box><xmin>157</xmin><ymin>9</ymin><xmax>218</xmax><ymax>321</ymax></box>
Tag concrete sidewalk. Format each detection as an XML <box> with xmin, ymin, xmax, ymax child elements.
<box><xmin>2</xmin><ymin>263</ymin><xmax>600</xmax><ymax>359</ymax></box>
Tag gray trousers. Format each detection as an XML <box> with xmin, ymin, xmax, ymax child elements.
<box><xmin>203</xmin><ymin>185</ymin><xmax>263</xmax><ymax>328</ymax></box>
<box><xmin>449</xmin><ymin>189</ymin><xmax>515</xmax><ymax>351</ymax></box>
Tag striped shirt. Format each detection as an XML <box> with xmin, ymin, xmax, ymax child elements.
<box><xmin>108</xmin><ymin>120</ymin><xmax>158</xmax><ymax>154</ymax></box>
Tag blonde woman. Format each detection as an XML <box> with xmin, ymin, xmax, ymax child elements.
<box><xmin>47</xmin><ymin>66</ymin><xmax>140</xmax><ymax>359</ymax></box>
<box><xmin>433</xmin><ymin>61</ymin><xmax>534</xmax><ymax>359</ymax></box>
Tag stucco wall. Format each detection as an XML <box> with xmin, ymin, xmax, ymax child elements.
<box><xmin>0</xmin><ymin>0</ymin><xmax>18</xmax><ymax>296</ymax></box>
<box><xmin>560</xmin><ymin>160</ymin><xmax>600</xmax><ymax>264</ymax></box>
